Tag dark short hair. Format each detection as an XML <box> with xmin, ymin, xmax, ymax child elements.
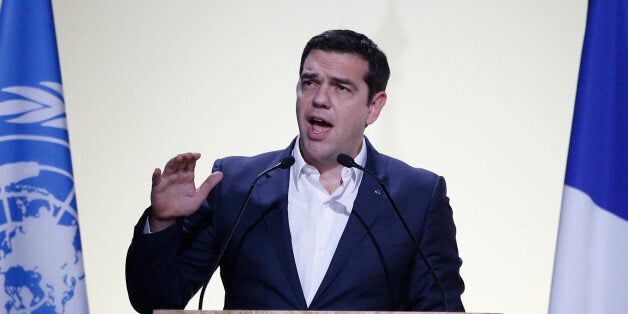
<box><xmin>299</xmin><ymin>30</ymin><xmax>390</xmax><ymax>102</ymax></box>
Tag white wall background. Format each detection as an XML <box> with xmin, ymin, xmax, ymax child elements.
<box><xmin>46</xmin><ymin>0</ymin><xmax>588</xmax><ymax>313</ymax></box>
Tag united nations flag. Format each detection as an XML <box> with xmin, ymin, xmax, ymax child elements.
<box><xmin>0</xmin><ymin>0</ymin><xmax>89</xmax><ymax>313</ymax></box>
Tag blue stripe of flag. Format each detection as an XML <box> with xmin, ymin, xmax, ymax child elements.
<box><xmin>564</xmin><ymin>0</ymin><xmax>628</xmax><ymax>220</ymax></box>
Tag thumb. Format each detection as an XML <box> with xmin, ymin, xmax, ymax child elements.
<box><xmin>198</xmin><ymin>171</ymin><xmax>223</xmax><ymax>198</ymax></box>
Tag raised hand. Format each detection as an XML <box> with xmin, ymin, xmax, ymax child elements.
<box><xmin>149</xmin><ymin>152</ymin><xmax>223</xmax><ymax>232</ymax></box>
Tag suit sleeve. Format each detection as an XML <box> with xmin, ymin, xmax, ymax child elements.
<box><xmin>408</xmin><ymin>176</ymin><xmax>465</xmax><ymax>311</ymax></box>
<box><xmin>125</xmin><ymin>161</ymin><xmax>224</xmax><ymax>314</ymax></box>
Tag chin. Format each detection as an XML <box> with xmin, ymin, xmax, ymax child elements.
<box><xmin>300</xmin><ymin>140</ymin><xmax>336</xmax><ymax>162</ymax></box>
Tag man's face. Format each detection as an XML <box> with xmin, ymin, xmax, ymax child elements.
<box><xmin>296</xmin><ymin>49</ymin><xmax>386</xmax><ymax>169</ymax></box>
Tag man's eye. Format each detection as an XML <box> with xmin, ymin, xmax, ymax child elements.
<box><xmin>336</xmin><ymin>85</ymin><xmax>350</xmax><ymax>92</ymax></box>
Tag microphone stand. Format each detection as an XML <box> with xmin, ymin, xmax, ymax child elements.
<box><xmin>337</xmin><ymin>154</ymin><xmax>449</xmax><ymax>312</ymax></box>
<box><xmin>197</xmin><ymin>156</ymin><xmax>295</xmax><ymax>310</ymax></box>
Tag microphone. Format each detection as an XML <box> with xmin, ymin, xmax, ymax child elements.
<box><xmin>337</xmin><ymin>153</ymin><xmax>449</xmax><ymax>311</ymax></box>
<box><xmin>198</xmin><ymin>155</ymin><xmax>295</xmax><ymax>310</ymax></box>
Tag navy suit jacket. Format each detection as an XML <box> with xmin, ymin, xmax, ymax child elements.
<box><xmin>126</xmin><ymin>139</ymin><xmax>464</xmax><ymax>313</ymax></box>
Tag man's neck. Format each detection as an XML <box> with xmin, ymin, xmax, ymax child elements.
<box><xmin>296</xmin><ymin>137</ymin><xmax>365</xmax><ymax>194</ymax></box>
<box><xmin>317</xmin><ymin>164</ymin><xmax>344</xmax><ymax>195</ymax></box>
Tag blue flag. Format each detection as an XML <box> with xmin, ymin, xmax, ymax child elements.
<box><xmin>549</xmin><ymin>0</ymin><xmax>628</xmax><ymax>313</ymax></box>
<box><xmin>0</xmin><ymin>1</ymin><xmax>89</xmax><ymax>313</ymax></box>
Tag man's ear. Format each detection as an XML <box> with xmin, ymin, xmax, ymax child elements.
<box><xmin>366</xmin><ymin>91</ymin><xmax>387</xmax><ymax>125</ymax></box>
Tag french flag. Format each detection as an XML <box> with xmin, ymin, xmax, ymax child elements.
<box><xmin>549</xmin><ymin>0</ymin><xmax>627</xmax><ymax>313</ymax></box>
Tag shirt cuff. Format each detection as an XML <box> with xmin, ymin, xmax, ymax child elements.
<box><xmin>143</xmin><ymin>216</ymin><xmax>152</xmax><ymax>234</ymax></box>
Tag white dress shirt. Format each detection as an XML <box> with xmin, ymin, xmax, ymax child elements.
<box><xmin>288</xmin><ymin>137</ymin><xmax>367</xmax><ymax>306</ymax></box>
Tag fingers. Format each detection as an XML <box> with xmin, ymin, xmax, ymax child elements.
<box><xmin>162</xmin><ymin>152</ymin><xmax>201</xmax><ymax>176</ymax></box>
<box><xmin>162</xmin><ymin>155</ymin><xmax>179</xmax><ymax>176</ymax></box>
<box><xmin>173</xmin><ymin>153</ymin><xmax>190</xmax><ymax>172</ymax></box>
<box><xmin>151</xmin><ymin>168</ymin><xmax>162</xmax><ymax>187</ymax></box>
<box><xmin>184</xmin><ymin>153</ymin><xmax>201</xmax><ymax>172</ymax></box>
<box><xmin>198</xmin><ymin>171</ymin><xmax>223</xmax><ymax>198</ymax></box>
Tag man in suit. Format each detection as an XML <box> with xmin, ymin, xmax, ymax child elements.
<box><xmin>126</xmin><ymin>29</ymin><xmax>465</xmax><ymax>313</ymax></box>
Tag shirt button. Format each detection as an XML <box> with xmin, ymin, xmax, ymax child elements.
<box><xmin>319</xmin><ymin>247</ymin><xmax>326</xmax><ymax>252</ymax></box>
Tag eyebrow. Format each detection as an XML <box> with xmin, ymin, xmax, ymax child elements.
<box><xmin>300</xmin><ymin>72</ymin><xmax>319</xmax><ymax>80</ymax></box>
<box><xmin>331</xmin><ymin>77</ymin><xmax>359</xmax><ymax>91</ymax></box>
<box><xmin>300</xmin><ymin>72</ymin><xmax>360</xmax><ymax>91</ymax></box>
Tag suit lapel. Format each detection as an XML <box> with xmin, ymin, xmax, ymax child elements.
<box><xmin>310</xmin><ymin>141</ymin><xmax>392</xmax><ymax>307</ymax></box>
<box><xmin>256</xmin><ymin>151</ymin><xmax>308</xmax><ymax>309</ymax></box>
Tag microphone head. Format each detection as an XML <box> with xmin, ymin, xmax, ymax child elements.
<box><xmin>279</xmin><ymin>156</ymin><xmax>295</xmax><ymax>169</ymax></box>
<box><xmin>336</xmin><ymin>154</ymin><xmax>355</xmax><ymax>168</ymax></box>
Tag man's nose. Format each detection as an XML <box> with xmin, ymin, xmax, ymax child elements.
<box><xmin>312</xmin><ymin>86</ymin><xmax>330</xmax><ymax>109</ymax></box>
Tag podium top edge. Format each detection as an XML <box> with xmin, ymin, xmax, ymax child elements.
<box><xmin>153</xmin><ymin>311</ymin><xmax>498</xmax><ymax>314</ymax></box>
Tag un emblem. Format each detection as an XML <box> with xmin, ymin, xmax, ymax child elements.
<box><xmin>0</xmin><ymin>82</ymin><xmax>87</xmax><ymax>313</ymax></box>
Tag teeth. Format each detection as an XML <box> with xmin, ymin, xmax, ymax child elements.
<box><xmin>309</xmin><ymin>117</ymin><xmax>332</xmax><ymax>127</ymax></box>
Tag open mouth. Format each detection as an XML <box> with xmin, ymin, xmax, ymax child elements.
<box><xmin>309</xmin><ymin>117</ymin><xmax>333</xmax><ymax>134</ymax></box>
